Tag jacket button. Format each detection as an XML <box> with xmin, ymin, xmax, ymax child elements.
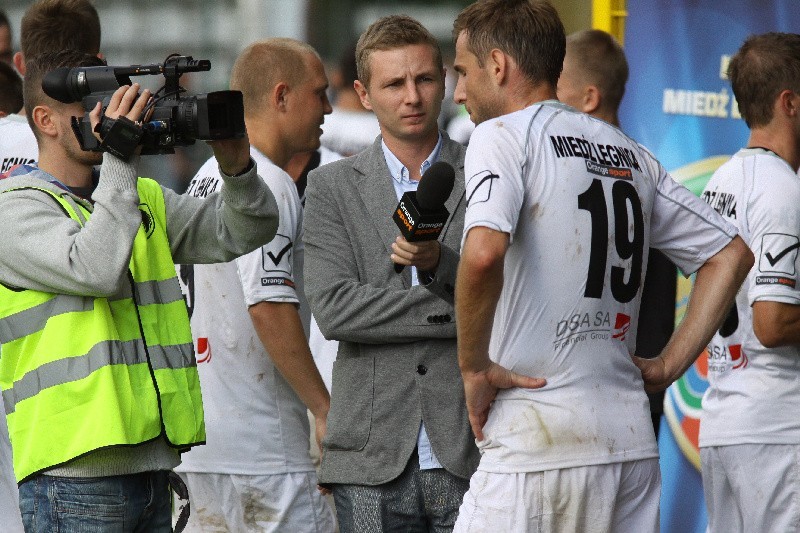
<box><xmin>427</xmin><ymin>316</ymin><xmax>435</xmax><ymax>323</ymax></box>
<box><xmin>443</xmin><ymin>314</ymin><xmax>452</xmax><ymax>323</ymax></box>
<box><xmin>417</xmin><ymin>364</ymin><xmax>427</xmax><ymax>375</ymax></box>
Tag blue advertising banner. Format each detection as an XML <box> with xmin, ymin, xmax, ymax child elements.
<box><xmin>620</xmin><ymin>3</ymin><xmax>800</xmax><ymax>532</ymax></box>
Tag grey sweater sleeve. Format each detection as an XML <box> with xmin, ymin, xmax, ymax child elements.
<box><xmin>163</xmin><ymin>158</ymin><xmax>279</xmax><ymax>265</ymax></box>
<box><xmin>0</xmin><ymin>154</ymin><xmax>279</xmax><ymax>295</ymax></box>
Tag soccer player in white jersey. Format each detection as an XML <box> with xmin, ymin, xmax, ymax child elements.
<box><xmin>175</xmin><ymin>39</ymin><xmax>335</xmax><ymax>533</ymax></box>
<box><xmin>0</xmin><ymin>62</ymin><xmax>36</xmax><ymax>176</ymax></box>
<box><xmin>0</xmin><ymin>64</ymin><xmax>36</xmax><ymax>177</ymax></box>
<box><xmin>450</xmin><ymin>1</ymin><xmax>753</xmax><ymax>531</ymax></box>
<box><xmin>699</xmin><ymin>33</ymin><xmax>800</xmax><ymax>533</ymax></box>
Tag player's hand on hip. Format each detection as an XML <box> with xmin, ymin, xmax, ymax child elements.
<box><xmin>631</xmin><ymin>355</ymin><xmax>671</xmax><ymax>393</ymax></box>
<box><xmin>462</xmin><ymin>362</ymin><xmax>546</xmax><ymax>441</ymax></box>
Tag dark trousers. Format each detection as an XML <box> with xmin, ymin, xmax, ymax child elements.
<box><xmin>333</xmin><ymin>450</ymin><xmax>470</xmax><ymax>533</ymax></box>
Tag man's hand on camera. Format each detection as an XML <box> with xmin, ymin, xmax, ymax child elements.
<box><xmin>207</xmin><ymin>134</ymin><xmax>251</xmax><ymax>177</ymax></box>
<box><xmin>89</xmin><ymin>83</ymin><xmax>151</xmax><ymax>144</ymax></box>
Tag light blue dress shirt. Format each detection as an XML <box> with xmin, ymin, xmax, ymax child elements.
<box><xmin>381</xmin><ymin>135</ymin><xmax>444</xmax><ymax>470</ymax></box>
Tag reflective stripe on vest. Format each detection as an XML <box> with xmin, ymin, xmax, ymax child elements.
<box><xmin>0</xmin><ymin>179</ymin><xmax>204</xmax><ymax>482</ymax></box>
<box><xmin>0</xmin><ymin>278</ymin><xmax>183</xmax><ymax>344</ymax></box>
<box><xmin>2</xmin><ymin>339</ymin><xmax>194</xmax><ymax>414</ymax></box>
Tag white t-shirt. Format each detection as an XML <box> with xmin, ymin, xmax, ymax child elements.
<box><xmin>176</xmin><ymin>147</ymin><xmax>314</xmax><ymax>475</ymax></box>
<box><xmin>320</xmin><ymin>108</ymin><xmax>381</xmax><ymax>157</ymax></box>
<box><xmin>0</xmin><ymin>114</ymin><xmax>37</xmax><ymax>175</ymax></box>
<box><xmin>463</xmin><ymin>101</ymin><xmax>736</xmax><ymax>473</ymax></box>
<box><xmin>700</xmin><ymin>149</ymin><xmax>800</xmax><ymax>447</ymax></box>
<box><xmin>0</xmin><ymin>113</ymin><xmax>34</xmax><ymax>532</ymax></box>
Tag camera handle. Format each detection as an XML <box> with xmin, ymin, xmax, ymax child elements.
<box><xmin>94</xmin><ymin>116</ymin><xmax>143</xmax><ymax>162</ymax></box>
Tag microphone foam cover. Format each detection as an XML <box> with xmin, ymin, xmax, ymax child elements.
<box><xmin>417</xmin><ymin>161</ymin><xmax>455</xmax><ymax>211</ymax></box>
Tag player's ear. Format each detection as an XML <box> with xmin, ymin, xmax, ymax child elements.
<box><xmin>777</xmin><ymin>89</ymin><xmax>798</xmax><ymax>118</ymax></box>
<box><xmin>583</xmin><ymin>85</ymin><xmax>601</xmax><ymax>115</ymax></box>
<box><xmin>488</xmin><ymin>48</ymin><xmax>507</xmax><ymax>86</ymax></box>
<box><xmin>13</xmin><ymin>51</ymin><xmax>25</xmax><ymax>76</ymax></box>
<box><xmin>273</xmin><ymin>82</ymin><xmax>289</xmax><ymax>112</ymax></box>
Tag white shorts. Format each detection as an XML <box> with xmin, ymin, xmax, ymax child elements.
<box><xmin>177</xmin><ymin>471</ymin><xmax>336</xmax><ymax>533</ymax></box>
<box><xmin>453</xmin><ymin>459</ymin><xmax>660</xmax><ymax>533</ymax></box>
<box><xmin>701</xmin><ymin>443</ymin><xmax>800</xmax><ymax>533</ymax></box>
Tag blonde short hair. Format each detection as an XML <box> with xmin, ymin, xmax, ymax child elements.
<box><xmin>231</xmin><ymin>38</ymin><xmax>319</xmax><ymax>115</ymax></box>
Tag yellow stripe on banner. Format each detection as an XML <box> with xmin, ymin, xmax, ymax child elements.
<box><xmin>592</xmin><ymin>0</ymin><xmax>627</xmax><ymax>46</ymax></box>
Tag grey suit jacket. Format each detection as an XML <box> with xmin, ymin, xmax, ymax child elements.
<box><xmin>303</xmin><ymin>133</ymin><xmax>480</xmax><ymax>485</ymax></box>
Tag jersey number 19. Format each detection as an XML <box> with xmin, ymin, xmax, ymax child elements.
<box><xmin>578</xmin><ymin>178</ymin><xmax>644</xmax><ymax>303</ymax></box>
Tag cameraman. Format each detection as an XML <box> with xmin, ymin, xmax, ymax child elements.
<box><xmin>0</xmin><ymin>50</ymin><xmax>279</xmax><ymax>532</ymax></box>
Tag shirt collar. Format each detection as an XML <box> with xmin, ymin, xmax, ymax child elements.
<box><xmin>381</xmin><ymin>133</ymin><xmax>443</xmax><ymax>185</ymax></box>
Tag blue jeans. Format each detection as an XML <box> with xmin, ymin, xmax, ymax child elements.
<box><xmin>19</xmin><ymin>470</ymin><xmax>172</xmax><ymax>533</ymax></box>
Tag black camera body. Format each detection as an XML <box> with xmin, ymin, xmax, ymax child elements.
<box><xmin>42</xmin><ymin>55</ymin><xmax>245</xmax><ymax>155</ymax></box>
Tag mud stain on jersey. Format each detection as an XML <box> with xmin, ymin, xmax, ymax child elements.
<box><xmin>606</xmin><ymin>437</ymin><xmax>617</xmax><ymax>455</ymax></box>
<box><xmin>524</xmin><ymin>405</ymin><xmax>553</xmax><ymax>446</ymax></box>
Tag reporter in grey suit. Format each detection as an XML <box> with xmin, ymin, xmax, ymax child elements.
<box><xmin>303</xmin><ymin>15</ymin><xmax>480</xmax><ymax>532</ymax></box>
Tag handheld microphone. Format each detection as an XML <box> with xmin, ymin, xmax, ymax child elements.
<box><xmin>391</xmin><ymin>161</ymin><xmax>456</xmax><ymax>273</ymax></box>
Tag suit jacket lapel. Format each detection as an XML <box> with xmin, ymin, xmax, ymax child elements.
<box><xmin>353</xmin><ymin>137</ymin><xmax>405</xmax><ymax>262</ymax></box>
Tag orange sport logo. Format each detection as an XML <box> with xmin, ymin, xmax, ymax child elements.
<box><xmin>396</xmin><ymin>207</ymin><xmax>412</xmax><ymax>232</ymax></box>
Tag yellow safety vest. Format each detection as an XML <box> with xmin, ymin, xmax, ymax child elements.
<box><xmin>0</xmin><ymin>179</ymin><xmax>204</xmax><ymax>482</ymax></box>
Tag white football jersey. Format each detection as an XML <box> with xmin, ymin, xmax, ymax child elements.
<box><xmin>0</xmin><ymin>114</ymin><xmax>37</xmax><ymax>176</ymax></box>
<box><xmin>176</xmin><ymin>147</ymin><xmax>314</xmax><ymax>475</ymax></box>
<box><xmin>700</xmin><ymin>148</ymin><xmax>800</xmax><ymax>447</ymax></box>
<box><xmin>463</xmin><ymin>101</ymin><xmax>736</xmax><ymax>472</ymax></box>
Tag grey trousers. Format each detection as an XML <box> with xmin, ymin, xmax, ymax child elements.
<box><xmin>332</xmin><ymin>450</ymin><xmax>470</xmax><ymax>533</ymax></box>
